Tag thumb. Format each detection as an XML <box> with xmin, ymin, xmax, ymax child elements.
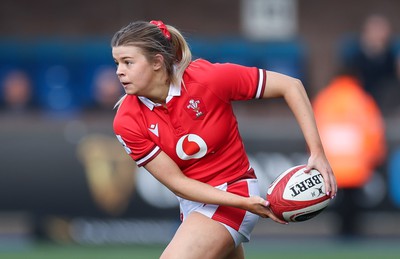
<box><xmin>303</xmin><ymin>165</ymin><xmax>312</xmax><ymax>174</ymax></box>
<box><xmin>259</xmin><ymin>196</ymin><xmax>270</xmax><ymax>207</ymax></box>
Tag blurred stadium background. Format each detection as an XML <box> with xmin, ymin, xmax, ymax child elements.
<box><xmin>1</xmin><ymin>0</ymin><xmax>400</xmax><ymax>258</ymax></box>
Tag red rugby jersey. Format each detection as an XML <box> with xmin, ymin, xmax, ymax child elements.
<box><xmin>114</xmin><ymin>59</ymin><xmax>266</xmax><ymax>186</ymax></box>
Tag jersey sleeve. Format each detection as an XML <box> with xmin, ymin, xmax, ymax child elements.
<box><xmin>113</xmin><ymin>106</ymin><xmax>161</xmax><ymax>167</ymax></box>
<box><xmin>202</xmin><ymin>62</ymin><xmax>267</xmax><ymax>102</ymax></box>
<box><xmin>115</xmin><ymin>132</ymin><xmax>161</xmax><ymax>167</ymax></box>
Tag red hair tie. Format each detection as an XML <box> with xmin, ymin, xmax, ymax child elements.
<box><xmin>150</xmin><ymin>20</ymin><xmax>171</xmax><ymax>41</ymax></box>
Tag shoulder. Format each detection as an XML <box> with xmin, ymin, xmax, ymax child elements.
<box><xmin>184</xmin><ymin>59</ymin><xmax>257</xmax><ymax>84</ymax></box>
<box><xmin>184</xmin><ymin>59</ymin><xmax>214</xmax><ymax>79</ymax></box>
<box><xmin>113</xmin><ymin>95</ymin><xmax>142</xmax><ymax>135</ymax></box>
<box><xmin>186</xmin><ymin>59</ymin><xmax>252</xmax><ymax>74</ymax></box>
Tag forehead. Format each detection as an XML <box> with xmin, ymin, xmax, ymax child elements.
<box><xmin>112</xmin><ymin>45</ymin><xmax>143</xmax><ymax>58</ymax></box>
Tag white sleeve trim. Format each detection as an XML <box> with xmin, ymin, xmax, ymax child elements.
<box><xmin>136</xmin><ymin>146</ymin><xmax>161</xmax><ymax>166</ymax></box>
<box><xmin>255</xmin><ymin>69</ymin><xmax>264</xmax><ymax>99</ymax></box>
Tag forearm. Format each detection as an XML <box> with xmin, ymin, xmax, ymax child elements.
<box><xmin>283</xmin><ymin>80</ymin><xmax>325</xmax><ymax>155</ymax></box>
<box><xmin>263</xmin><ymin>72</ymin><xmax>325</xmax><ymax>155</ymax></box>
<box><xmin>144</xmin><ymin>151</ymin><xmax>249</xmax><ymax>209</ymax></box>
<box><xmin>172</xmin><ymin>175</ymin><xmax>248</xmax><ymax>208</ymax></box>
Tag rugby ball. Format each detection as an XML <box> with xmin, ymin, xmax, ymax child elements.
<box><xmin>266</xmin><ymin>165</ymin><xmax>330</xmax><ymax>222</ymax></box>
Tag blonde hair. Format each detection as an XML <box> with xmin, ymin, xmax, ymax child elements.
<box><xmin>111</xmin><ymin>21</ymin><xmax>192</xmax><ymax>107</ymax></box>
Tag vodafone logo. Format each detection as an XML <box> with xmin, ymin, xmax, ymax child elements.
<box><xmin>176</xmin><ymin>134</ymin><xmax>207</xmax><ymax>160</ymax></box>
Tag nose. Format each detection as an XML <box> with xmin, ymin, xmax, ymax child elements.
<box><xmin>116</xmin><ymin>65</ymin><xmax>124</xmax><ymax>77</ymax></box>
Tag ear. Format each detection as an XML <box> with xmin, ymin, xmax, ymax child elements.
<box><xmin>152</xmin><ymin>54</ymin><xmax>164</xmax><ymax>71</ymax></box>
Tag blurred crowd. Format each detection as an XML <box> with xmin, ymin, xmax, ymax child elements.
<box><xmin>0</xmin><ymin>39</ymin><xmax>124</xmax><ymax>117</ymax></box>
<box><xmin>0</xmin><ymin>64</ymin><xmax>123</xmax><ymax>116</ymax></box>
<box><xmin>1</xmin><ymin>15</ymin><xmax>399</xmax><ymax>119</ymax></box>
<box><xmin>339</xmin><ymin>14</ymin><xmax>400</xmax><ymax>116</ymax></box>
<box><xmin>314</xmin><ymin>14</ymin><xmax>400</xmax><ymax>237</ymax></box>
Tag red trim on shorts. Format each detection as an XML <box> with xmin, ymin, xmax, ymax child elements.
<box><xmin>227</xmin><ymin>168</ymin><xmax>256</xmax><ymax>185</ymax></box>
<box><xmin>211</xmin><ymin>180</ymin><xmax>250</xmax><ymax>231</ymax></box>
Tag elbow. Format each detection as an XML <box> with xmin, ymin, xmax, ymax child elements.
<box><xmin>281</xmin><ymin>78</ymin><xmax>309</xmax><ymax>103</ymax></box>
<box><xmin>170</xmin><ymin>188</ymin><xmax>184</xmax><ymax>199</ymax></box>
<box><xmin>292</xmin><ymin>78</ymin><xmax>305</xmax><ymax>90</ymax></box>
<box><xmin>164</xmin><ymin>181</ymin><xmax>189</xmax><ymax>200</ymax></box>
<box><xmin>289</xmin><ymin>78</ymin><xmax>308</xmax><ymax>96</ymax></box>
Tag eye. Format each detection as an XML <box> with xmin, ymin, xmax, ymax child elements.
<box><xmin>125</xmin><ymin>60</ymin><xmax>133</xmax><ymax>65</ymax></box>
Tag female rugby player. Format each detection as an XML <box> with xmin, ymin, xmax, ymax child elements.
<box><xmin>111</xmin><ymin>20</ymin><xmax>337</xmax><ymax>259</ymax></box>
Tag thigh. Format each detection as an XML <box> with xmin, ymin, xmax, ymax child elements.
<box><xmin>160</xmin><ymin>212</ymin><xmax>236</xmax><ymax>259</ymax></box>
<box><xmin>224</xmin><ymin>244</ymin><xmax>245</xmax><ymax>259</ymax></box>
<box><xmin>179</xmin><ymin>178</ymin><xmax>260</xmax><ymax>246</ymax></box>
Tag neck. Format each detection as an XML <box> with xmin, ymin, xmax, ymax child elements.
<box><xmin>148</xmin><ymin>82</ymin><xmax>170</xmax><ymax>104</ymax></box>
<box><xmin>145</xmin><ymin>69</ymin><xmax>171</xmax><ymax>104</ymax></box>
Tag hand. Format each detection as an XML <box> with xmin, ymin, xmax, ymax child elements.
<box><xmin>304</xmin><ymin>153</ymin><xmax>337</xmax><ymax>198</ymax></box>
<box><xmin>246</xmin><ymin>196</ymin><xmax>288</xmax><ymax>224</ymax></box>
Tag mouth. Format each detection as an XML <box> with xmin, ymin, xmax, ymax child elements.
<box><xmin>121</xmin><ymin>82</ymin><xmax>131</xmax><ymax>88</ymax></box>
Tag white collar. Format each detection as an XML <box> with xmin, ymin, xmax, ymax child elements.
<box><xmin>138</xmin><ymin>82</ymin><xmax>181</xmax><ymax>110</ymax></box>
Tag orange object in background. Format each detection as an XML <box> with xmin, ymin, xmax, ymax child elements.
<box><xmin>313</xmin><ymin>75</ymin><xmax>387</xmax><ymax>188</ymax></box>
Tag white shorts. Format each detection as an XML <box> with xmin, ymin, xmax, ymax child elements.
<box><xmin>177</xmin><ymin>178</ymin><xmax>260</xmax><ymax>247</ymax></box>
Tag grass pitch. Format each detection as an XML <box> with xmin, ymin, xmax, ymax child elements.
<box><xmin>1</xmin><ymin>237</ymin><xmax>399</xmax><ymax>259</ymax></box>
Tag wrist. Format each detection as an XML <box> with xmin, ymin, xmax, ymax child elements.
<box><xmin>234</xmin><ymin>196</ymin><xmax>250</xmax><ymax>211</ymax></box>
<box><xmin>308</xmin><ymin>145</ymin><xmax>326</xmax><ymax>157</ymax></box>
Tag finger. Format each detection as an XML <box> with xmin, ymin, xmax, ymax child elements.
<box><xmin>330</xmin><ymin>173</ymin><xmax>338</xmax><ymax>198</ymax></box>
<box><xmin>259</xmin><ymin>197</ymin><xmax>270</xmax><ymax>207</ymax></box>
<box><xmin>323</xmin><ymin>175</ymin><xmax>331</xmax><ymax>197</ymax></box>
<box><xmin>266</xmin><ymin>210</ymin><xmax>288</xmax><ymax>225</ymax></box>
<box><xmin>303</xmin><ymin>165</ymin><xmax>312</xmax><ymax>174</ymax></box>
<box><xmin>261</xmin><ymin>200</ymin><xmax>289</xmax><ymax>224</ymax></box>
<box><xmin>323</xmin><ymin>170</ymin><xmax>337</xmax><ymax>198</ymax></box>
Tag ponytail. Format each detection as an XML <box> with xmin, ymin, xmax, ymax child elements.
<box><xmin>167</xmin><ymin>25</ymin><xmax>192</xmax><ymax>86</ymax></box>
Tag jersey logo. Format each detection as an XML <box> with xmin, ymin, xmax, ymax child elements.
<box><xmin>185</xmin><ymin>97</ymin><xmax>207</xmax><ymax>120</ymax></box>
<box><xmin>148</xmin><ymin>123</ymin><xmax>159</xmax><ymax>137</ymax></box>
<box><xmin>176</xmin><ymin>134</ymin><xmax>207</xmax><ymax>160</ymax></box>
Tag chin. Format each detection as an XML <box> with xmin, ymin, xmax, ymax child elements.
<box><xmin>124</xmin><ymin>89</ymin><xmax>138</xmax><ymax>95</ymax></box>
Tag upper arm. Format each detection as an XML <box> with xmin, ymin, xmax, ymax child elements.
<box><xmin>201</xmin><ymin>62</ymin><xmax>265</xmax><ymax>101</ymax></box>
<box><xmin>144</xmin><ymin>150</ymin><xmax>187</xmax><ymax>195</ymax></box>
<box><xmin>114</xmin><ymin>98</ymin><xmax>165</xmax><ymax>167</ymax></box>
<box><xmin>262</xmin><ymin>71</ymin><xmax>303</xmax><ymax>99</ymax></box>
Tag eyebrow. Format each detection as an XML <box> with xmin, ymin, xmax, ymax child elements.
<box><xmin>113</xmin><ymin>56</ymin><xmax>134</xmax><ymax>61</ymax></box>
